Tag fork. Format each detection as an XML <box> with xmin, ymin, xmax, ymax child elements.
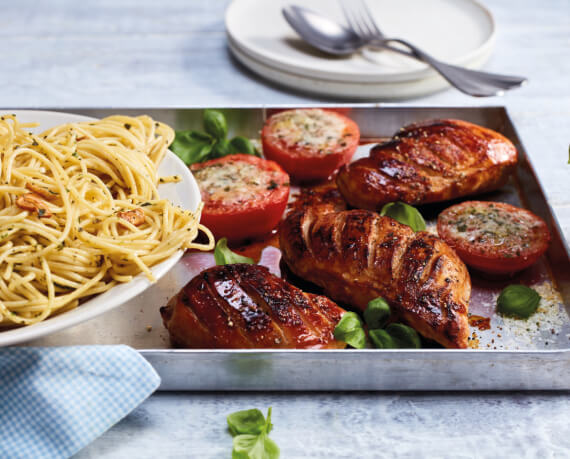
<box><xmin>340</xmin><ymin>0</ymin><xmax>527</xmax><ymax>97</ymax></box>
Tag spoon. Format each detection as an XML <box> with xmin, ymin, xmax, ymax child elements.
<box><xmin>282</xmin><ymin>5</ymin><xmax>527</xmax><ymax>97</ymax></box>
<box><xmin>282</xmin><ymin>5</ymin><xmax>373</xmax><ymax>55</ymax></box>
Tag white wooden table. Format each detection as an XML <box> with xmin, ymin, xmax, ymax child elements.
<box><xmin>2</xmin><ymin>0</ymin><xmax>569</xmax><ymax>457</ymax></box>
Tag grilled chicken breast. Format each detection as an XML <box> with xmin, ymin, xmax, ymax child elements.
<box><xmin>160</xmin><ymin>263</ymin><xmax>346</xmax><ymax>349</ymax></box>
<box><xmin>280</xmin><ymin>205</ymin><xmax>471</xmax><ymax>348</ymax></box>
<box><xmin>337</xmin><ymin>119</ymin><xmax>517</xmax><ymax>210</ymax></box>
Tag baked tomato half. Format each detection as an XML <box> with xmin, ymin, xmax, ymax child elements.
<box><xmin>437</xmin><ymin>201</ymin><xmax>551</xmax><ymax>274</ymax></box>
<box><xmin>191</xmin><ymin>154</ymin><xmax>289</xmax><ymax>243</ymax></box>
<box><xmin>261</xmin><ymin>108</ymin><xmax>360</xmax><ymax>182</ymax></box>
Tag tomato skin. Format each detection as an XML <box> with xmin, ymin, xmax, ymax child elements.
<box><xmin>261</xmin><ymin>109</ymin><xmax>360</xmax><ymax>183</ymax></box>
<box><xmin>191</xmin><ymin>154</ymin><xmax>289</xmax><ymax>243</ymax></box>
<box><xmin>437</xmin><ymin>201</ymin><xmax>551</xmax><ymax>274</ymax></box>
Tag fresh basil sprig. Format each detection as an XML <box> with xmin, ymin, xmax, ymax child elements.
<box><xmin>214</xmin><ymin>238</ymin><xmax>254</xmax><ymax>266</ymax></box>
<box><xmin>227</xmin><ymin>407</ymin><xmax>280</xmax><ymax>459</ymax></box>
<box><xmin>203</xmin><ymin>108</ymin><xmax>228</xmax><ymax>140</ymax></box>
<box><xmin>333</xmin><ymin>297</ymin><xmax>421</xmax><ymax>349</ymax></box>
<box><xmin>170</xmin><ymin>130</ymin><xmax>214</xmax><ymax>165</ymax></box>
<box><xmin>368</xmin><ymin>322</ymin><xmax>421</xmax><ymax>349</ymax></box>
<box><xmin>363</xmin><ymin>297</ymin><xmax>391</xmax><ymax>329</ymax></box>
<box><xmin>230</xmin><ymin>136</ymin><xmax>258</xmax><ymax>156</ymax></box>
<box><xmin>368</xmin><ymin>329</ymin><xmax>394</xmax><ymax>348</ymax></box>
<box><xmin>333</xmin><ymin>312</ymin><xmax>367</xmax><ymax>349</ymax></box>
<box><xmin>171</xmin><ymin>110</ymin><xmax>260</xmax><ymax>166</ymax></box>
<box><xmin>383</xmin><ymin>323</ymin><xmax>421</xmax><ymax>348</ymax></box>
<box><xmin>497</xmin><ymin>284</ymin><xmax>540</xmax><ymax>319</ymax></box>
<box><xmin>365</xmin><ymin>298</ymin><xmax>421</xmax><ymax>349</ymax></box>
<box><xmin>228</xmin><ymin>408</ymin><xmax>267</xmax><ymax>436</ymax></box>
<box><xmin>380</xmin><ymin>201</ymin><xmax>426</xmax><ymax>232</ymax></box>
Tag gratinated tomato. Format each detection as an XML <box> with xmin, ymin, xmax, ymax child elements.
<box><xmin>191</xmin><ymin>154</ymin><xmax>289</xmax><ymax>243</ymax></box>
<box><xmin>261</xmin><ymin>108</ymin><xmax>360</xmax><ymax>182</ymax></box>
<box><xmin>437</xmin><ymin>201</ymin><xmax>551</xmax><ymax>274</ymax></box>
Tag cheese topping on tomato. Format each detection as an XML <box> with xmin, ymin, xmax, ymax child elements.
<box><xmin>193</xmin><ymin>161</ymin><xmax>284</xmax><ymax>205</ymax></box>
<box><xmin>442</xmin><ymin>203</ymin><xmax>540</xmax><ymax>252</ymax></box>
<box><xmin>267</xmin><ymin>109</ymin><xmax>349</xmax><ymax>154</ymax></box>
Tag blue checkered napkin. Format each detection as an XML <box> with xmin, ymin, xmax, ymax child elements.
<box><xmin>0</xmin><ymin>345</ymin><xmax>160</xmax><ymax>459</ymax></box>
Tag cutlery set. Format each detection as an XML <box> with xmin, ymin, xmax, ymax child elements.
<box><xmin>283</xmin><ymin>0</ymin><xmax>526</xmax><ymax>97</ymax></box>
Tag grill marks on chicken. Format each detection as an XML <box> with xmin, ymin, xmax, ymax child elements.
<box><xmin>280</xmin><ymin>207</ymin><xmax>471</xmax><ymax>348</ymax></box>
<box><xmin>160</xmin><ymin>263</ymin><xmax>346</xmax><ymax>349</ymax></box>
<box><xmin>336</xmin><ymin>119</ymin><xmax>517</xmax><ymax>210</ymax></box>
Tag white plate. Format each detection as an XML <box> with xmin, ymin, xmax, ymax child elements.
<box><xmin>0</xmin><ymin>110</ymin><xmax>200</xmax><ymax>347</ymax></box>
<box><xmin>226</xmin><ymin>0</ymin><xmax>495</xmax><ymax>84</ymax></box>
<box><xmin>228</xmin><ymin>34</ymin><xmax>492</xmax><ymax>100</ymax></box>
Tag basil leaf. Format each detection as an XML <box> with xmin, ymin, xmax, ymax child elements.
<box><xmin>497</xmin><ymin>284</ymin><xmax>540</xmax><ymax>319</ymax></box>
<box><xmin>229</xmin><ymin>408</ymin><xmax>280</xmax><ymax>459</ymax></box>
<box><xmin>227</xmin><ymin>409</ymin><xmax>266</xmax><ymax>436</ymax></box>
<box><xmin>203</xmin><ymin>109</ymin><xmax>228</xmax><ymax>140</ymax></box>
<box><xmin>370</xmin><ymin>325</ymin><xmax>421</xmax><ymax>349</ymax></box>
<box><xmin>369</xmin><ymin>329</ymin><xmax>396</xmax><ymax>349</ymax></box>
<box><xmin>333</xmin><ymin>312</ymin><xmax>366</xmax><ymax>349</ymax></box>
<box><xmin>364</xmin><ymin>297</ymin><xmax>391</xmax><ymax>329</ymax></box>
<box><xmin>174</xmin><ymin>110</ymin><xmax>259</xmax><ymax>165</ymax></box>
<box><xmin>211</xmin><ymin>138</ymin><xmax>231</xmax><ymax>158</ymax></box>
<box><xmin>380</xmin><ymin>202</ymin><xmax>426</xmax><ymax>232</ymax></box>
<box><xmin>232</xmin><ymin>434</ymin><xmax>266</xmax><ymax>459</ymax></box>
<box><xmin>229</xmin><ymin>136</ymin><xmax>260</xmax><ymax>157</ymax></box>
<box><xmin>214</xmin><ymin>238</ymin><xmax>254</xmax><ymax>265</ymax></box>
<box><xmin>170</xmin><ymin>130</ymin><xmax>214</xmax><ymax>165</ymax></box>
<box><xmin>261</xmin><ymin>436</ymin><xmax>280</xmax><ymax>459</ymax></box>
<box><xmin>232</xmin><ymin>434</ymin><xmax>279</xmax><ymax>459</ymax></box>
<box><xmin>385</xmin><ymin>323</ymin><xmax>421</xmax><ymax>348</ymax></box>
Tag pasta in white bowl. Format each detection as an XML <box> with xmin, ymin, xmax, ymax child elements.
<box><xmin>0</xmin><ymin>110</ymin><xmax>211</xmax><ymax>345</ymax></box>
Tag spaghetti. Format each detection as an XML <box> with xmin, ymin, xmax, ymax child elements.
<box><xmin>0</xmin><ymin>114</ymin><xmax>213</xmax><ymax>326</ymax></box>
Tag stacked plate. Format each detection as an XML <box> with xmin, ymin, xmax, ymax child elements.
<box><xmin>225</xmin><ymin>0</ymin><xmax>496</xmax><ymax>99</ymax></box>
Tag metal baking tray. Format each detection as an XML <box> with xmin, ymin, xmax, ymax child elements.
<box><xmin>25</xmin><ymin>106</ymin><xmax>570</xmax><ymax>391</ymax></box>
